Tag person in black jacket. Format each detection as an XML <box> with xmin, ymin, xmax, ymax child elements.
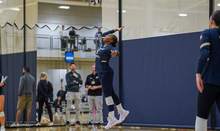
<box><xmin>65</xmin><ymin>62</ymin><xmax>83</xmax><ymax>126</ymax></box>
<box><xmin>36</xmin><ymin>72</ymin><xmax>54</xmax><ymax>126</ymax></box>
<box><xmin>69</xmin><ymin>27</ymin><xmax>77</xmax><ymax>51</ymax></box>
<box><xmin>53</xmin><ymin>96</ymin><xmax>62</xmax><ymax>116</ymax></box>
<box><xmin>57</xmin><ymin>86</ymin><xmax>66</xmax><ymax>101</ymax></box>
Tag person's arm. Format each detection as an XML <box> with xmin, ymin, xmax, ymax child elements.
<box><xmin>49</xmin><ymin>82</ymin><xmax>53</xmax><ymax>99</ymax></box>
<box><xmin>76</xmin><ymin>73</ymin><xmax>83</xmax><ymax>85</ymax></box>
<box><xmin>18</xmin><ymin>77</ymin><xmax>24</xmax><ymax>96</ymax></box>
<box><xmin>0</xmin><ymin>82</ymin><xmax>5</xmax><ymax>87</ymax></box>
<box><xmin>53</xmin><ymin>99</ymin><xmax>58</xmax><ymax>107</ymax></box>
<box><xmin>93</xmin><ymin>85</ymin><xmax>102</xmax><ymax>89</ymax></box>
<box><xmin>85</xmin><ymin>76</ymin><xmax>92</xmax><ymax>89</ymax></box>
<box><xmin>197</xmin><ymin>30</ymin><xmax>210</xmax><ymax>74</ymax></box>
<box><xmin>101</xmin><ymin>27</ymin><xmax>124</xmax><ymax>37</ymax></box>
<box><xmin>66</xmin><ymin>73</ymin><xmax>77</xmax><ymax>87</ymax></box>
<box><xmin>33</xmin><ymin>79</ymin><xmax>36</xmax><ymax>95</ymax></box>
<box><xmin>196</xmin><ymin>29</ymin><xmax>210</xmax><ymax>93</ymax></box>
<box><xmin>57</xmin><ymin>91</ymin><xmax>60</xmax><ymax>97</ymax></box>
<box><xmin>69</xmin><ymin>31</ymin><xmax>72</xmax><ymax>37</ymax></box>
<box><xmin>101</xmin><ymin>30</ymin><xmax>115</xmax><ymax>37</ymax></box>
<box><xmin>101</xmin><ymin>26</ymin><xmax>125</xmax><ymax>47</ymax></box>
<box><xmin>111</xmin><ymin>48</ymin><xmax>120</xmax><ymax>57</ymax></box>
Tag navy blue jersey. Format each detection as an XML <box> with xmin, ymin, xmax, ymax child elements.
<box><xmin>197</xmin><ymin>28</ymin><xmax>220</xmax><ymax>86</ymax></box>
<box><xmin>0</xmin><ymin>73</ymin><xmax>6</xmax><ymax>95</ymax></box>
<box><xmin>95</xmin><ymin>30</ymin><xmax>119</xmax><ymax>73</ymax></box>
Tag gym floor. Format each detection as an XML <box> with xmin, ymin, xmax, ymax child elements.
<box><xmin>5</xmin><ymin>126</ymin><xmax>197</xmax><ymax>131</ymax></box>
<box><xmin>5</xmin><ymin>114</ymin><xmax>217</xmax><ymax>131</ymax></box>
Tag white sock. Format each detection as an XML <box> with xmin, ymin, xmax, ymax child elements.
<box><xmin>116</xmin><ymin>104</ymin><xmax>124</xmax><ymax>111</ymax></box>
<box><xmin>108</xmin><ymin>111</ymin><xmax>115</xmax><ymax>118</ymax></box>
<box><xmin>195</xmin><ymin>116</ymin><xmax>207</xmax><ymax>131</ymax></box>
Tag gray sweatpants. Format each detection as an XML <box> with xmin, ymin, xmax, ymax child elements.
<box><xmin>88</xmin><ymin>95</ymin><xmax>103</xmax><ymax>123</ymax></box>
<box><xmin>66</xmin><ymin>92</ymin><xmax>81</xmax><ymax>122</ymax></box>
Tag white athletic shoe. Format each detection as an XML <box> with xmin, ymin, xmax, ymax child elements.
<box><xmin>55</xmin><ymin>112</ymin><xmax>59</xmax><ymax>116</ymax></box>
<box><xmin>50</xmin><ymin>122</ymin><xmax>54</xmax><ymax>126</ymax></box>
<box><xmin>26</xmin><ymin>123</ymin><xmax>31</xmax><ymax>127</ymax></box>
<box><xmin>118</xmin><ymin>110</ymin><xmax>129</xmax><ymax>123</ymax></box>
<box><xmin>71</xmin><ymin>105</ymin><xmax>75</xmax><ymax>109</ymax></box>
<box><xmin>10</xmin><ymin>123</ymin><xmax>19</xmax><ymax>127</ymax></box>
<box><xmin>1</xmin><ymin>126</ymin><xmax>5</xmax><ymax>131</ymax></box>
<box><xmin>105</xmin><ymin>117</ymin><xmax>119</xmax><ymax>129</ymax></box>
<box><xmin>36</xmin><ymin>123</ymin><xmax>41</xmax><ymax>126</ymax></box>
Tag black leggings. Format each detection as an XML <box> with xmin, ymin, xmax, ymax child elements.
<box><xmin>38</xmin><ymin>100</ymin><xmax>53</xmax><ymax>122</ymax></box>
<box><xmin>99</xmin><ymin>70</ymin><xmax>120</xmax><ymax>112</ymax></box>
<box><xmin>197</xmin><ymin>83</ymin><xmax>220</xmax><ymax>119</ymax></box>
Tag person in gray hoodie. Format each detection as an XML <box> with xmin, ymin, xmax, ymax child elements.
<box><xmin>65</xmin><ymin>62</ymin><xmax>83</xmax><ymax>126</ymax></box>
<box><xmin>10</xmin><ymin>67</ymin><xmax>36</xmax><ymax>127</ymax></box>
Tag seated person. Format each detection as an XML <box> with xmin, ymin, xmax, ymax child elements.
<box><xmin>53</xmin><ymin>96</ymin><xmax>62</xmax><ymax>115</ymax></box>
<box><xmin>81</xmin><ymin>90</ymin><xmax>88</xmax><ymax>103</ymax></box>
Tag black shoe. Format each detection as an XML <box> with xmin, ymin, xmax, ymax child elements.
<box><xmin>87</xmin><ymin>122</ymin><xmax>93</xmax><ymax>127</ymax></box>
<box><xmin>97</xmin><ymin>123</ymin><xmax>101</xmax><ymax>127</ymax></box>
<box><xmin>75</xmin><ymin>121</ymin><xmax>81</xmax><ymax>125</ymax></box>
<box><xmin>66</xmin><ymin>121</ymin><xmax>70</xmax><ymax>126</ymax></box>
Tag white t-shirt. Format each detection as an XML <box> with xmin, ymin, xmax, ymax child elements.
<box><xmin>59</xmin><ymin>30</ymin><xmax>68</xmax><ymax>37</ymax></box>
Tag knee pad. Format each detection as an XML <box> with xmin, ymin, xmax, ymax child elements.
<box><xmin>195</xmin><ymin>116</ymin><xmax>207</xmax><ymax>131</ymax></box>
<box><xmin>0</xmin><ymin>111</ymin><xmax>5</xmax><ymax>117</ymax></box>
<box><xmin>105</xmin><ymin>96</ymin><xmax>114</xmax><ymax>106</ymax></box>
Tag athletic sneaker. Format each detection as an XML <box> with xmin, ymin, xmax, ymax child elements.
<box><xmin>75</xmin><ymin>121</ymin><xmax>81</xmax><ymax>125</ymax></box>
<box><xmin>1</xmin><ymin>126</ymin><xmax>5</xmax><ymax>131</ymax></box>
<box><xmin>118</xmin><ymin>110</ymin><xmax>129</xmax><ymax>123</ymax></box>
<box><xmin>50</xmin><ymin>122</ymin><xmax>54</xmax><ymax>126</ymax></box>
<box><xmin>105</xmin><ymin>117</ymin><xmax>119</xmax><ymax>129</ymax></box>
<box><xmin>26</xmin><ymin>123</ymin><xmax>31</xmax><ymax>127</ymax></box>
<box><xmin>97</xmin><ymin>123</ymin><xmax>102</xmax><ymax>128</ymax></box>
<box><xmin>66</xmin><ymin>121</ymin><xmax>70</xmax><ymax>126</ymax></box>
<box><xmin>10</xmin><ymin>123</ymin><xmax>20</xmax><ymax>127</ymax></box>
<box><xmin>35</xmin><ymin>123</ymin><xmax>41</xmax><ymax>126</ymax></box>
<box><xmin>55</xmin><ymin>112</ymin><xmax>59</xmax><ymax>116</ymax></box>
<box><xmin>87</xmin><ymin>122</ymin><xmax>93</xmax><ymax>127</ymax></box>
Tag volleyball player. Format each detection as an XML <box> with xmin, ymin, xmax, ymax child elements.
<box><xmin>196</xmin><ymin>10</ymin><xmax>220</xmax><ymax>131</ymax></box>
<box><xmin>95</xmin><ymin>26</ymin><xmax>129</xmax><ymax>129</ymax></box>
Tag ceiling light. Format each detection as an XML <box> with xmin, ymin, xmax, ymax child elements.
<box><xmin>179</xmin><ymin>14</ymin><xmax>187</xmax><ymax>17</ymax></box>
<box><xmin>117</xmin><ymin>10</ymin><xmax>126</xmax><ymax>13</ymax></box>
<box><xmin>58</xmin><ymin>6</ymin><xmax>70</xmax><ymax>9</ymax></box>
<box><xmin>0</xmin><ymin>1</ymin><xmax>2</xmax><ymax>3</ymax></box>
<box><xmin>10</xmin><ymin>8</ymin><xmax>20</xmax><ymax>11</ymax></box>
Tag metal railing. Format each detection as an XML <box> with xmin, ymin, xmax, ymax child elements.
<box><xmin>37</xmin><ymin>35</ymin><xmax>102</xmax><ymax>51</ymax></box>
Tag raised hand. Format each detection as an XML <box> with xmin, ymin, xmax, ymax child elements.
<box><xmin>111</xmin><ymin>50</ymin><xmax>117</xmax><ymax>57</ymax></box>
<box><xmin>115</xmin><ymin>26</ymin><xmax>125</xmax><ymax>32</ymax></box>
<box><xmin>0</xmin><ymin>83</ymin><xmax>4</xmax><ymax>87</ymax></box>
